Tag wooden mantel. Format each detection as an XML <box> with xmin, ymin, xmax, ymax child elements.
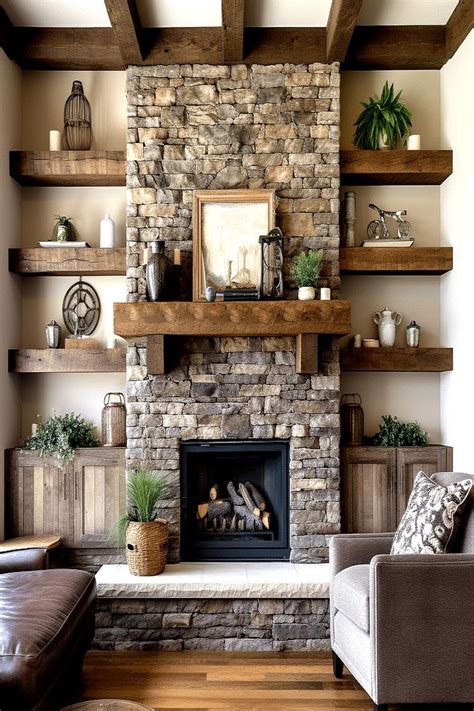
<box><xmin>113</xmin><ymin>300</ymin><xmax>351</xmax><ymax>375</ymax></box>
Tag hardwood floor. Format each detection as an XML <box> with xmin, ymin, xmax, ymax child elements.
<box><xmin>81</xmin><ymin>650</ymin><xmax>393</xmax><ymax>710</ymax></box>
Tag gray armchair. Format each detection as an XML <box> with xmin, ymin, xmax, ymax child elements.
<box><xmin>330</xmin><ymin>472</ymin><xmax>474</xmax><ymax>710</ymax></box>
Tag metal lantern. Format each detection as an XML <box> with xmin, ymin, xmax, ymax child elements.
<box><xmin>259</xmin><ymin>227</ymin><xmax>284</xmax><ymax>300</ymax></box>
<box><xmin>102</xmin><ymin>393</ymin><xmax>126</xmax><ymax>447</ymax></box>
<box><xmin>64</xmin><ymin>80</ymin><xmax>92</xmax><ymax>150</ymax></box>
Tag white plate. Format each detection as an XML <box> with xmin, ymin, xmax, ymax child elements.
<box><xmin>39</xmin><ymin>241</ymin><xmax>89</xmax><ymax>248</ymax></box>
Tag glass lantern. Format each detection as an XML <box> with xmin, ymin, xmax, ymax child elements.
<box><xmin>259</xmin><ymin>227</ymin><xmax>284</xmax><ymax>300</ymax></box>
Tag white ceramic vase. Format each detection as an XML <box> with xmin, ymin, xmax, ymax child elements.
<box><xmin>373</xmin><ymin>307</ymin><xmax>402</xmax><ymax>347</ymax></box>
<box><xmin>298</xmin><ymin>286</ymin><xmax>315</xmax><ymax>301</ymax></box>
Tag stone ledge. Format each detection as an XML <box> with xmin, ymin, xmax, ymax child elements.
<box><xmin>96</xmin><ymin>562</ymin><xmax>330</xmax><ymax>599</ymax></box>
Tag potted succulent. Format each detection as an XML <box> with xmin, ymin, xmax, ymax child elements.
<box><xmin>353</xmin><ymin>81</ymin><xmax>412</xmax><ymax>150</ymax></box>
<box><xmin>52</xmin><ymin>215</ymin><xmax>76</xmax><ymax>242</ymax></box>
<box><xmin>116</xmin><ymin>469</ymin><xmax>169</xmax><ymax>576</ymax></box>
<box><xmin>22</xmin><ymin>411</ymin><xmax>99</xmax><ymax>465</ymax></box>
<box><xmin>290</xmin><ymin>249</ymin><xmax>323</xmax><ymax>300</ymax></box>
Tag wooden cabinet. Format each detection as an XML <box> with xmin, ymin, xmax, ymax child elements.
<box><xmin>73</xmin><ymin>448</ymin><xmax>126</xmax><ymax>548</ymax></box>
<box><xmin>5</xmin><ymin>448</ymin><xmax>125</xmax><ymax>549</ymax></box>
<box><xmin>341</xmin><ymin>446</ymin><xmax>453</xmax><ymax>533</ymax></box>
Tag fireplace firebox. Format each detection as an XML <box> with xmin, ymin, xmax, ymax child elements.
<box><xmin>180</xmin><ymin>441</ymin><xmax>290</xmax><ymax>561</ymax></box>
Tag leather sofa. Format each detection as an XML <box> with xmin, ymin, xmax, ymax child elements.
<box><xmin>330</xmin><ymin>472</ymin><xmax>474</xmax><ymax>710</ymax></box>
<box><xmin>0</xmin><ymin>547</ymin><xmax>96</xmax><ymax>711</ymax></box>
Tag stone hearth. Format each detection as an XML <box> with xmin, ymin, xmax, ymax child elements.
<box><xmin>125</xmin><ymin>62</ymin><xmax>341</xmax><ymax>564</ymax></box>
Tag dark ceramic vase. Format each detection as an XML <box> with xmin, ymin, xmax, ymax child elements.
<box><xmin>146</xmin><ymin>241</ymin><xmax>167</xmax><ymax>301</ymax></box>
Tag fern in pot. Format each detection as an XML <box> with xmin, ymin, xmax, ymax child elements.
<box><xmin>290</xmin><ymin>249</ymin><xmax>323</xmax><ymax>300</ymax></box>
<box><xmin>116</xmin><ymin>469</ymin><xmax>169</xmax><ymax>576</ymax></box>
<box><xmin>354</xmin><ymin>81</ymin><xmax>412</xmax><ymax>150</ymax></box>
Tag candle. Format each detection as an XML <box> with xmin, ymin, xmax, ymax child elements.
<box><xmin>320</xmin><ymin>287</ymin><xmax>331</xmax><ymax>300</ymax></box>
<box><xmin>49</xmin><ymin>130</ymin><xmax>61</xmax><ymax>151</ymax></box>
<box><xmin>173</xmin><ymin>248</ymin><xmax>181</xmax><ymax>266</ymax></box>
<box><xmin>353</xmin><ymin>334</ymin><xmax>362</xmax><ymax>348</ymax></box>
<box><xmin>143</xmin><ymin>246</ymin><xmax>150</xmax><ymax>265</ymax></box>
<box><xmin>32</xmin><ymin>423</ymin><xmax>38</xmax><ymax>436</ymax></box>
<box><xmin>407</xmin><ymin>134</ymin><xmax>421</xmax><ymax>150</ymax></box>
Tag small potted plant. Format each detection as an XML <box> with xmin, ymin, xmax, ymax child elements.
<box><xmin>22</xmin><ymin>411</ymin><xmax>99</xmax><ymax>465</ymax></box>
<box><xmin>116</xmin><ymin>469</ymin><xmax>169</xmax><ymax>577</ymax></box>
<box><xmin>290</xmin><ymin>249</ymin><xmax>323</xmax><ymax>300</ymax></box>
<box><xmin>52</xmin><ymin>215</ymin><xmax>76</xmax><ymax>242</ymax></box>
<box><xmin>370</xmin><ymin>415</ymin><xmax>428</xmax><ymax>446</ymax></box>
<box><xmin>353</xmin><ymin>81</ymin><xmax>412</xmax><ymax>150</ymax></box>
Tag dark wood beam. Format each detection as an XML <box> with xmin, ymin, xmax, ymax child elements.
<box><xmin>104</xmin><ymin>0</ymin><xmax>144</xmax><ymax>66</ymax></box>
<box><xmin>10</xmin><ymin>24</ymin><xmax>452</xmax><ymax>70</ymax></box>
<box><xmin>344</xmin><ymin>25</ymin><xmax>447</xmax><ymax>69</ymax></box>
<box><xmin>0</xmin><ymin>5</ymin><xmax>17</xmax><ymax>61</ymax></box>
<box><xmin>446</xmin><ymin>0</ymin><xmax>474</xmax><ymax>60</ymax></box>
<box><xmin>326</xmin><ymin>0</ymin><xmax>363</xmax><ymax>62</ymax></box>
<box><xmin>221</xmin><ymin>0</ymin><xmax>244</xmax><ymax>63</ymax></box>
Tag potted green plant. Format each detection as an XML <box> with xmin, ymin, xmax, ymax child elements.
<box><xmin>116</xmin><ymin>469</ymin><xmax>169</xmax><ymax>577</ymax></box>
<box><xmin>370</xmin><ymin>415</ymin><xmax>428</xmax><ymax>446</ymax></box>
<box><xmin>290</xmin><ymin>249</ymin><xmax>323</xmax><ymax>300</ymax></box>
<box><xmin>52</xmin><ymin>215</ymin><xmax>76</xmax><ymax>242</ymax></box>
<box><xmin>353</xmin><ymin>81</ymin><xmax>412</xmax><ymax>150</ymax></box>
<box><xmin>22</xmin><ymin>411</ymin><xmax>99</xmax><ymax>465</ymax></box>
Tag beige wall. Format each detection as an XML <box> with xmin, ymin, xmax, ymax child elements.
<box><xmin>440</xmin><ymin>31</ymin><xmax>474</xmax><ymax>468</ymax></box>
<box><xmin>20</xmin><ymin>71</ymin><xmax>127</xmax><ymax>439</ymax></box>
<box><xmin>341</xmin><ymin>70</ymin><xmax>442</xmax><ymax>442</ymax></box>
<box><xmin>0</xmin><ymin>50</ymin><xmax>22</xmax><ymax>537</ymax></box>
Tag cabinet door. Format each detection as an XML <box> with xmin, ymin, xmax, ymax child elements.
<box><xmin>5</xmin><ymin>451</ymin><xmax>73</xmax><ymax>544</ymax></box>
<box><xmin>73</xmin><ymin>448</ymin><xmax>126</xmax><ymax>548</ymax></box>
<box><xmin>396</xmin><ymin>447</ymin><xmax>452</xmax><ymax>522</ymax></box>
<box><xmin>342</xmin><ymin>447</ymin><xmax>397</xmax><ymax>533</ymax></box>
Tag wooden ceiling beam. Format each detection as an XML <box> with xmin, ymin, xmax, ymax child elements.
<box><xmin>221</xmin><ymin>0</ymin><xmax>244</xmax><ymax>63</ymax></box>
<box><xmin>326</xmin><ymin>0</ymin><xmax>363</xmax><ymax>62</ymax></box>
<box><xmin>446</xmin><ymin>0</ymin><xmax>474</xmax><ymax>60</ymax></box>
<box><xmin>0</xmin><ymin>5</ymin><xmax>17</xmax><ymax>61</ymax></box>
<box><xmin>344</xmin><ymin>25</ymin><xmax>447</xmax><ymax>70</ymax></box>
<box><xmin>104</xmin><ymin>0</ymin><xmax>144</xmax><ymax>66</ymax></box>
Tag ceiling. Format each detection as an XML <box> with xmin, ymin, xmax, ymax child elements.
<box><xmin>2</xmin><ymin>0</ymin><xmax>459</xmax><ymax>28</ymax></box>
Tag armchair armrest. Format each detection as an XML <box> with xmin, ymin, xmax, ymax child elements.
<box><xmin>369</xmin><ymin>553</ymin><xmax>474</xmax><ymax>704</ymax></box>
<box><xmin>0</xmin><ymin>548</ymin><xmax>48</xmax><ymax>573</ymax></box>
<box><xmin>330</xmin><ymin>532</ymin><xmax>394</xmax><ymax>579</ymax></box>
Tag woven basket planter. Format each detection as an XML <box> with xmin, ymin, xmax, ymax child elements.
<box><xmin>125</xmin><ymin>519</ymin><xmax>169</xmax><ymax>576</ymax></box>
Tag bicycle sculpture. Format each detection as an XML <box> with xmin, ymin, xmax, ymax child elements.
<box><xmin>366</xmin><ymin>203</ymin><xmax>412</xmax><ymax>241</ymax></box>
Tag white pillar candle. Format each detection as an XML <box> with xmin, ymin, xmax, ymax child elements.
<box><xmin>407</xmin><ymin>134</ymin><xmax>421</xmax><ymax>150</ymax></box>
<box><xmin>173</xmin><ymin>248</ymin><xmax>181</xmax><ymax>266</ymax></box>
<box><xmin>49</xmin><ymin>130</ymin><xmax>62</xmax><ymax>151</ymax></box>
<box><xmin>353</xmin><ymin>334</ymin><xmax>362</xmax><ymax>348</ymax></box>
<box><xmin>32</xmin><ymin>423</ymin><xmax>39</xmax><ymax>436</ymax></box>
<box><xmin>320</xmin><ymin>287</ymin><xmax>331</xmax><ymax>300</ymax></box>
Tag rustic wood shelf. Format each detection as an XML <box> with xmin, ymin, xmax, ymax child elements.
<box><xmin>10</xmin><ymin>151</ymin><xmax>126</xmax><ymax>187</ymax></box>
<box><xmin>340</xmin><ymin>150</ymin><xmax>453</xmax><ymax>185</ymax></box>
<box><xmin>9</xmin><ymin>349</ymin><xmax>126</xmax><ymax>373</ymax></box>
<box><xmin>9</xmin><ymin>248</ymin><xmax>126</xmax><ymax>276</ymax></box>
<box><xmin>340</xmin><ymin>247</ymin><xmax>453</xmax><ymax>275</ymax></box>
<box><xmin>340</xmin><ymin>347</ymin><xmax>453</xmax><ymax>372</ymax></box>
<box><xmin>114</xmin><ymin>300</ymin><xmax>352</xmax><ymax>375</ymax></box>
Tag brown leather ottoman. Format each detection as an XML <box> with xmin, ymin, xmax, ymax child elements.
<box><xmin>0</xmin><ymin>550</ymin><xmax>96</xmax><ymax>711</ymax></box>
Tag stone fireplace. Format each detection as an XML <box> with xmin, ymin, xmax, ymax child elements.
<box><xmin>125</xmin><ymin>61</ymin><xmax>341</xmax><ymax>564</ymax></box>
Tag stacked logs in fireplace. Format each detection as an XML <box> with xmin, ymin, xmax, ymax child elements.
<box><xmin>197</xmin><ymin>482</ymin><xmax>271</xmax><ymax>532</ymax></box>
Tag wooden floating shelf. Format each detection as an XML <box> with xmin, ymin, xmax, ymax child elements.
<box><xmin>340</xmin><ymin>150</ymin><xmax>453</xmax><ymax>185</ymax></box>
<box><xmin>340</xmin><ymin>347</ymin><xmax>453</xmax><ymax>373</ymax></box>
<box><xmin>10</xmin><ymin>151</ymin><xmax>126</xmax><ymax>187</ymax></box>
<box><xmin>340</xmin><ymin>247</ymin><xmax>453</xmax><ymax>275</ymax></box>
<box><xmin>9</xmin><ymin>248</ymin><xmax>126</xmax><ymax>276</ymax></box>
<box><xmin>9</xmin><ymin>349</ymin><xmax>126</xmax><ymax>373</ymax></box>
<box><xmin>114</xmin><ymin>300</ymin><xmax>351</xmax><ymax>375</ymax></box>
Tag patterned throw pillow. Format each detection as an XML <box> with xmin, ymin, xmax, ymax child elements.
<box><xmin>391</xmin><ymin>470</ymin><xmax>472</xmax><ymax>554</ymax></box>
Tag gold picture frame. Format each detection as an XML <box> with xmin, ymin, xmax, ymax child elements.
<box><xmin>192</xmin><ymin>189</ymin><xmax>275</xmax><ymax>302</ymax></box>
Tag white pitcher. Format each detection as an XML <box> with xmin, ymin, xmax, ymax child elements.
<box><xmin>373</xmin><ymin>307</ymin><xmax>402</xmax><ymax>347</ymax></box>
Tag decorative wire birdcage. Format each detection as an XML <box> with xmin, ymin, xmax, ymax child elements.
<box><xmin>64</xmin><ymin>81</ymin><xmax>92</xmax><ymax>150</ymax></box>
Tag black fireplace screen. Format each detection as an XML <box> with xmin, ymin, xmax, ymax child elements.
<box><xmin>180</xmin><ymin>440</ymin><xmax>290</xmax><ymax>561</ymax></box>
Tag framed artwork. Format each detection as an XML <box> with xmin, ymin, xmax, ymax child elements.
<box><xmin>192</xmin><ymin>189</ymin><xmax>275</xmax><ymax>301</ymax></box>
